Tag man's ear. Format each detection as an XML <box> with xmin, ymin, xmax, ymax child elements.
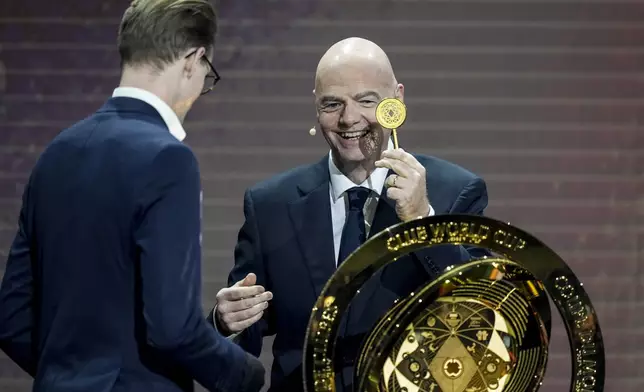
<box><xmin>183</xmin><ymin>47</ymin><xmax>205</xmax><ymax>77</ymax></box>
<box><xmin>395</xmin><ymin>83</ymin><xmax>405</xmax><ymax>102</ymax></box>
<box><xmin>313</xmin><ymin>89</ymin><xmax>320</xmax><ymax>116</ymax></box>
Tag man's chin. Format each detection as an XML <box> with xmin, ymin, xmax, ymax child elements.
<box><xmin>334</xmin><ymin>147</ymin><xmax>376</xmax><ymax>166</ymax></box>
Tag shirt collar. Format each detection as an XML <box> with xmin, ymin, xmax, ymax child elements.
<box><xmin>112</xmin><ymin>87</ymin><xmax>186</xmax><ymax>142</ymax></box>
<box><xmin>329</xmin><ymin>138</ymin><xmax>394</xmax><ymax>201</ymax></box>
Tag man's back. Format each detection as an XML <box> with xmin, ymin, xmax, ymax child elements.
<box><xmin>26</xmin><ymin>98</ymin><xmax>182</xmax><ymax>390</ymax></box>
<box><xmin>0</xmin><ymin>97</ymin><xmax>263</xmax><ymax>392</ymax></box>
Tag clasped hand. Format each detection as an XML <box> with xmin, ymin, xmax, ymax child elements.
<box><xmin>375</xmin><ymin>148</ymin><xmax>430</xmax><ymax>221</ymax></box>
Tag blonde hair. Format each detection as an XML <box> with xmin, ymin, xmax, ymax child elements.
<box><xmin>117</xmin><ymin>0</ymin><xmax>217</xmax><ymax>70</ymax></box>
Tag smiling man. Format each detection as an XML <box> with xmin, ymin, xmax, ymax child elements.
<box><xmin>210</xmin><ymin>37</ymin><xmax>490</xmax><ymax>391</ymax></box>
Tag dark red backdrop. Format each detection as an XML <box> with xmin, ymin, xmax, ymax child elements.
<box><xmin>0</xmin><ymin>0</ymin><xmax>642</xmax><ymax>391</ymax></box>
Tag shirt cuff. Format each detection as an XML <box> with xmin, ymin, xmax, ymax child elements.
<box><xmin>427</xmin><ymin>203</ymin><xmax>435</xmax><ymax>217</ymax></box>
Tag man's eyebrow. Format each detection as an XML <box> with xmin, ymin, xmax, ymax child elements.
<box><xmin>353</xmin><ymin>91</ymin><xmax>381</xmax><ymax>100</ymax></box>
<box><xmin>318</xmin><ymin>95</ymin><xmax>343</xmax><ymax>104</ymax></box>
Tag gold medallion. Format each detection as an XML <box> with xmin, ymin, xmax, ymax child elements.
<box><xmin>376</xmin><ymin>98</ymin><xmax>407</xmax><ymax>129</ymax></box>
<box><xmin>376</xmin><ymin>98</ymin><xmax>407</xmax><ymax>149</ymax></box>
<box><xmin>302</xmin><ymin>215</ymin><xmax>605</xmax><ymax>392</ymax></box>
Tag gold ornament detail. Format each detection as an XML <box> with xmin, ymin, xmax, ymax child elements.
<box><xmin>376</xmin><ymin>98</ymin><xmax>407</xmax><ymax>149</ymax></box>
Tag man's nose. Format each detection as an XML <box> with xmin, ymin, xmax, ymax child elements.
<box><xmin>339</xmin><ymin>101</ymin><xmax>362</xmax><ymax>127</ymax></box>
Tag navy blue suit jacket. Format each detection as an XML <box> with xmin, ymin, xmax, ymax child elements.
<box><xmin>225</xmin><ymin>154</ymin><xmax>489</xmax><ymax>391</ymax></box>
<box><xmin>0</xmin><ymin>97</ymin><xmax>261</xmax><ymax>392</ymax></box>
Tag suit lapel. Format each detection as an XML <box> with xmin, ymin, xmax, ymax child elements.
<box><xmin>288</xmin><ymin>157</ymin><xmax>336</xmax><ymax>298</ymax></box>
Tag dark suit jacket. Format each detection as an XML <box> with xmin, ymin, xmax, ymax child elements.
<box><xmin>224</xmin><ymin>154</ymin><xmax>489</xmax><ymax>391</ymax></box>
<box><xmin>0</xmin><ymin>97</ymin><xmax>262</xmax><ymax>392</ymax></box>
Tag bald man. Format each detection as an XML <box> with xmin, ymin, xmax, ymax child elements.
<box><xmin>210</xmin><ymin>37</ymin><xmax>489</xmax><ymax>391</ymax></box>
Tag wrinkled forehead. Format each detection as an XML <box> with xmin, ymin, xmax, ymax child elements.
<box><xmin>315</xmin><ymin>61</ymin><xmax>394</xmax><ymax>100</ymax></box>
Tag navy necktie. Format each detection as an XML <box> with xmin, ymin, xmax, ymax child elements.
<box><xmin>338</xmin><ymin>186</ymin><xmax>371</xmax><ymax>266</ymax></box>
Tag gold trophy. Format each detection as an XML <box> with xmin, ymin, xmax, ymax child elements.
<box><xmin>376</xmin><ymin>98</ymin><xmax>406</xmax><ymax>149</ymax></box>
<box><xmin>302</xmin><ymin>215</ymin><xmax>604</xmax><ymax>392</ymax></box>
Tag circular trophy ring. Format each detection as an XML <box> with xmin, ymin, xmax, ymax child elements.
<box><xmin>302</xmin><ymin>214</ymin><xmax>604</xmax><ymax>392</ymax></box>
<box><xmin>376</xmin><ymin>98</ymin><xmax>407</xmax><ymax>129</ymax></box>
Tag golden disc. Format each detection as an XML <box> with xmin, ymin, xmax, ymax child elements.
<box><xmin>376</xmin><ymin>98</ymin><xmax>407</xmax><ymax>129</ymax></box>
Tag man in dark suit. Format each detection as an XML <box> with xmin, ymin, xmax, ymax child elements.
<box><xmin>0</xmin><ymin>0</ymin><xmax>264</xmax><ymax>391</ymax></box>
<box><xmin>212</xmin><ymin>37</ymin><xmax>489</xmax><ymax>391</ymax></box>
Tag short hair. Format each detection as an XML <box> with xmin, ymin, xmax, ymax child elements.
<box><xmin>117</xmin><ymin>0</ymin><xmax>217</xmax><ymax>70</ymax></box>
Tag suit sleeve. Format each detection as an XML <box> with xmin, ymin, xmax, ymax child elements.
<box><xmin>415</xmin><ymin>177</ymin><xmax>490</xmax><ymax>274</ymax></box>
<box><xmin>209</xmin><ymin>189</ymin><xmax>274</xmax><ymax>358</ymax></box>
<box><xmin>0</xmin><ymin>181</ymin><xmax>36</xmax><ymax>376</ymax></box>
<box><xmin>448</xmin><ymin>177</ymin><xmax>491</xmax><ymax>260</ymax></box>
<box><xmin>449</xmin><ymin>177</ymin><xmax>488</xmax><ymax>216</ymax></box>
<box><xmin>134</xmin><ymin>144</ymin><xmax>263</xmax><ymax>392</ymax></box>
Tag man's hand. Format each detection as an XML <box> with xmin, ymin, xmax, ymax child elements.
<box><xmin>215</xmin><ymin>273</ymin><xmax>272</xmax><ymax>335</ymax></box>
<box><xmin>375</xmin><ymin>148</ymin><xmax>430</xmax><ymax>221</ymax></box>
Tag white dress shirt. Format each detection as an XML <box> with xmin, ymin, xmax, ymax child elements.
<box><xmin>112</xmin><ymin>87</ymin><xmax>186</xmax><ymax>142</ymax></box>
<box><xmin>329</xmin><ymin>139</ymin><xmax>435</xmax><ymax>265</ymax></box>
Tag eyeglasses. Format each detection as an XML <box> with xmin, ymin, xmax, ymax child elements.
<box><xmin>185</xmin><ymin>49</ymin><xmax>221</xmax><ymax>95</ymax></box>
